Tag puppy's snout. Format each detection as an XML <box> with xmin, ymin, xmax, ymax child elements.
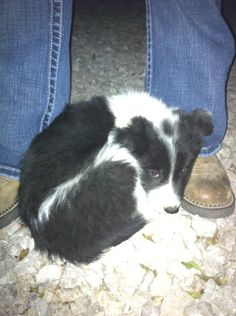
<box><xmin>164</xmin><ymin>206</ymin><xmax>179</xmax><ymax>214</ymax></box>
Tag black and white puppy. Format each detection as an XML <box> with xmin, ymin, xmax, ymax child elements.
<box><xmin>19</xmin><ymin>92</ymin><xmax>213</xmax><ymax>263</ymax></box>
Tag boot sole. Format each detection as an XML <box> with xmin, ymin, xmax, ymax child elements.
<box><xmin>0</xmin><ymin>202</ymin><xmax>19</xmax><ymax>229</ymax></box>
<box><xmin>181</xmin><ymin>192</ymin><xmax>235</xmax><ymax>219</ymax></box>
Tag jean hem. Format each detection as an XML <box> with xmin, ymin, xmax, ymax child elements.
<box><xmin>199</xmin><ymin>144</ymin><xmax>221</xmax><ymax>157</ymax></box>
<box><xmin>0</xmin><ymin>165</ymin><xmax>21</xmax><ymax>179</ymax></box>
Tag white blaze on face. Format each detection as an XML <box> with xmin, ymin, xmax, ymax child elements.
<box><xmin>145</xmin><ymin>181</ymin><xmax>181</xmax><ymax>219</ymax></box>
<box><xmin>128</xmin><ymin>95</ymin><xmax>182</xmax><ymax>219</ymax></box>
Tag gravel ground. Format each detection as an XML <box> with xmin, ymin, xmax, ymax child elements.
<box><xmin>1</xmin><ymin>1</ymin><xmax>236</xmax><ymax>315</ymax></box>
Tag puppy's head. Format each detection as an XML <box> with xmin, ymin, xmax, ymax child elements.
<box><xmin>116</xmin><ymin>108</ymin><xmax>213</xmax><ymax>215</ymax></box>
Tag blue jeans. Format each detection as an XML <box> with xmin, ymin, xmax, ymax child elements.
<box><xmin>0</xmin><ymin>0</ymin><xmax>235</xmax><ymax>179</ymax></box>
<box><xmin>146</xmin><ymin>0</ymin><xmax>235</xmax><ymax>156</ymax></box>
<box><xmin>0</xmin><ymin>0</ymin><xmax>73</xmax><ymax>179</ymax></box>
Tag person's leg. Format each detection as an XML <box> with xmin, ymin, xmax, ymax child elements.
<box><xmin>146</xmin><ymin>0</ymin><xmax>235</xmax><ymax>217</ymax></box>
<box><xmin>0</xmin><ymin>0</ymin><xmax>73</xmax><ymax>227</ymax></box>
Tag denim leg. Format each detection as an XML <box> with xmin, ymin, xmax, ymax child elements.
<box><xmin>146</xmin><ymin>0</ymin><xmax>235</xmax><ymax>156</ymax></box>
<box><xmin>0</xmin><ymin>0</ymin><xmax>73</xmax><ymax>179</ymax></box>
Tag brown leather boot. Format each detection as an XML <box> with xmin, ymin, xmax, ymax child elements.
<box><xmin>0</xmin><ymin>176</ymin><xmax>19</xmax><ymax>228</ymax></box>
<box><xmin>181</xmin><ymin>155</ymin><xmax>235</xmax><ymax>218</ymax></box>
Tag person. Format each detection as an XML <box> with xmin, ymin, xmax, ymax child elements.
<box><xmin>0</xmin><ymin>0</ymin><xmax>235</xmax><ymax>228</ymax></box>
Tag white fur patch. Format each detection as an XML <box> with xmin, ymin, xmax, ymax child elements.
<box><xmin>133</xmin><ymin>177</ymin><xmax>148</xmax><ymax>218</ymax></box>
<box><xmin>145</xmin><ymin>181</ymin><xmax>181</xmax><ymax>220</ymax></box>
<box><xmin>108</xmin><ymin>91</ymin><xmax>178</xmax><ymax>129</ymax></box>
<box><xmin>37</xmin><ymin>174</ymin><xmax>84</xmax><ymax>223</ymax></box>
<box><xmin>93</xmin><ymin>132</ymin><xmax>141</xmax><ymax>172</ymax></box>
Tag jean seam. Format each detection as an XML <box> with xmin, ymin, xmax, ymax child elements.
<box><xmin>40</xmin><ymin>0</ymin><xmax>63</xmax><ymax>131</ymax></box>
<box><xmin>145</xmin><ymin>0</ymin><xmax>152</xmax><ymax>93</ymax></box>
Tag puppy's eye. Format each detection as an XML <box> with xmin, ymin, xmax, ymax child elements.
<box><xmin>148</xmin><ymin>169</ymin><xmax>160</xmax><ymax>178</ymax></box>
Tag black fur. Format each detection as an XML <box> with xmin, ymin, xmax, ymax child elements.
<box><xmin>19</xmin><ymin>94</ymin><xmax>213</xmax><ymax>263</ymax></box>
<box><xmin>173</xmin><ymin>110</ymin><xmax>214</xmax><ymax>199</ymax></box>
<box><xmin>19</xmin><ymin>96</ymin><xmax>114</xmax><ymax>221</ymax></box>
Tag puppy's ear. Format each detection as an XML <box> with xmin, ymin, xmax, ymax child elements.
<box><xmin>189</xmin><ymin>109</ymin><xmax>214</xmax><ymax>137</ymax></box>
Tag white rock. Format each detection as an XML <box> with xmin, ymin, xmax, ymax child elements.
<box><xmin>203</xmin><ymin>246</ymin><xmax>229</xmax><ymax>276</ymax></box>
<box><xmin>8</xmin><ymin>231</ymin><xmax>34</xmax><ymax>260</ymax></box>
<box><xmin>150</xmin><ymin>272</ymin><xmax>172</xmax><ymax>297</ymax></box>
<box><xmin>104</xmin><ymin>263</ymin><xmax>145</xmax><ymax>295</ymax></box>
<box><xmin>13</xmin><ymin>260</ymin><xmax>38</xmax><ymax>277</ymax></box>
<box><xmin>85</xmin><ymin>270</ymin><xmax>103</xmax><ymax>288</ymax></box>
<box><xmin>170</xmin><ymin>234</ymin><xmax>194</xmax><ymax>261</ymax></box>
<box><xmin>167</xmin><ymin>260</ymin><xmax>199</xmax><ymax>280</ymax></box>
<box><xmin>131</xmin><ymin>238</ymin><xmax>160</xmax><ymax>271</ymax></box>
<box><xmin>141</xmin><ymin>301</ymin><xmax>161</xmax><ymax>316</ymax></box>
<box><xmin>82</xmin><ymin>260</ymin><xmax>104</xmax><ymax>288</ymax></box>
<box><xmin>149</xmin><ymin>214</ymin><xmax>177</xmax><ymax>241</ymax></box>
<box><xmin>221</xmin><ymin>230</ymin><xmax>236</xmax><ymax>251</ymax></box>
<box><xmin>160</xmin><ymin>284</ymin><xmax>193</xmax><ymax>316</ymax></box>
<box><xmin>217</xmin><ymin>286</ymin><xmax>236</xmax><ymax>313</ymax></box>
<box><xmin>202</xmin><ymin>284</ymin><xmax>236</xmax><ymax>315</ymax></box>
<box><xmin>191</xmin><ymin>217</ymin><xmax>217</xmax><ymax>237</ymax></box>
<box><xmin>60</xmin><ymin>264</ymin><xmax>86</xmax><ymax>289</ymax></box>
<box><xmin>154</xmin><ymin>235</ymin><xmax>193</xmax><ymax>263</ymax></box>
<box><xmin>0</xmin><ymin>270</ymin><xmax>17</xmax><ymax>286</ymax></box>
<box><xmin>219</xmin><ymin>143</ymin><xmax>231</xmax><ymax>159</ymax></box>
<box><xmin>0</xmin><ymin>240</ymin><xmax>8</xmax><ymax>260</ymax></box>
<box><xmin>176</xmin><ymin>274</ymin><xmax>197</xmax><ymax>292</ymax></box>
<box><xmin>186</xmin><ymin>242</ymin><xmax>204</xmax><ymax>261</ymax></box>
<box><xmin>183</xmin><ymin>302</ymin><xmax>214</xmax><ymax>316</ymax></box>
<box><xmin>3</xmin><ymin>220</ymin><xmax>21</xmax><ymax>236</ymax></box>
<box><xmin>36</xmin><ymin>264</ymin><xmax>61</xmax><ymax>285</ymax></box>
<box><xmin>201</xmin><ymin>279</ymin><xmax>218</xmax><ymax>301</ymax></box>
<box><xmin>139</xmin><ymin>271</ymin><xmax>155</xmax><ymax>292</ymax></box>
<box><xmin>179</xmin><ymin>226</ymin><xmax>197</xmax><ymax>246</ymax></box>
<box><xmin>30</xmin><ymin>298</ymin><xmax>48</xmax><ymax>316</ymax></box>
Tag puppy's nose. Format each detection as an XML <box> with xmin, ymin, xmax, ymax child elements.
<box><xmin>164</xmin><ymin>206</ymin><xmax>179</xmax><ymax>214</ymax></box>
